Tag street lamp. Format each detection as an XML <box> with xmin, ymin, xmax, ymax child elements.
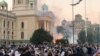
<box><xmin>71</xmin><ymin>0</ymin><xmax>82</xmax><ymax>44</ymax></box>
<box><xmin>71</xmin><ymin>0</ymin><xmax>75</xmax><ymax>45</ymax></box>
<box><xmin>6</xmin><ymin>5</ymin><xmax>9</xmax><ymax>46</ymax></box>
<box><xmin>84</xmin><ymin>0</ymin><xmax>88</xmax><ymax>44</ymax></box>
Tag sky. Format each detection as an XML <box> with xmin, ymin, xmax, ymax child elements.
<box><xmin>3</xmin><ymin>0</ymin><xmax>100</xmax><ymax>24</ymax></box>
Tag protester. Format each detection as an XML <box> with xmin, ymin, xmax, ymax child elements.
<box><xmin>0</xmin><ymin>43</ymin><xmax>99</xmax><ymax>56</ymax></box>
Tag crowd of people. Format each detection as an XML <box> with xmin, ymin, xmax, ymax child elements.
<box><xmin>0</xmin><ymin>43</ymin><xmax>100</xmax><ymax>56</ymax></box>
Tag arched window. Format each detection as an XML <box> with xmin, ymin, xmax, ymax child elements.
<box><xmin>7</xmin><ymin>21</ymin><xmax>9</xmax><ymax>28</ymax></box>
<box><xmin>21</xmin><ymin>32</ymin><xmax>24</xmax><ymax>39</ymax></box>
<box><xmin>3</xmin><ymin>20</ymin><xmax>5</xmax><ymax>27</ymax></box>
<box><xmin>3</xmin><ymin>31</ymin><xmax>5</xmax><ymax>39</ymax></box>
<box><xmin>8</xmin><ymin>31</ymin><xmax>9</xmax><ymax>39</ymax></box>
<box><xmin>30</xmin><ymin>3</ymin><xmax>33</xmax><ymax>8</ymax></box>
<box><xmin>12</xmin><ymin>22</ymin><xmax>13</xmax><ymax>29</ymax></box>
<box><xmin>12</xmin><ymin>32</ymin><xmax>13</xmax><ymax>40</ymax></box>
<box><xmin>2</xmin><ymin>6</ymin><xmax>4</xmax><ymax>10</ymax></box>
<box><xmin>21</xmin><ymin>22</ymin><xmax>24</xmax><ymax>28</ymax></box>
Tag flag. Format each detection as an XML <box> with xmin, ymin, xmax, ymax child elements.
<box><xmin>71</xmin><ymin>0</ymin><xmax>82</xmax><ymax>6</ymax></box>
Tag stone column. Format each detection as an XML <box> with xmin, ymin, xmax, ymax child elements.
<box><xmin>49</xmin><ymin>21</ymin><xmax>51</xmax><ymax>32</ymax></box>
<box><xmin>46</xmin><ymin>21</ymin><xmax>49</xmax><ymax>31</ymax></box>
<box><xmin>46</xmin><ymin>21</ymin><xmax>48</xmax><ymax>31</ymax></box>
<box><xmin>44</xmin><ymin>20</ymin><xmax>47</xmax><ymax>30</ymax></box>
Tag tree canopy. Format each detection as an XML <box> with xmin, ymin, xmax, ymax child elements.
<box><xmin>94</xmin><ymin>26</ymin><xmax>100</xmax><ymax>44</ymax></box>
<box><xmin>30</xmin><ymin>28</ymin><xmax>53</xmax><ymax>44</ymax></box>
<box><xmin>78</xmin><ymin>28</ymin><xmax>95</xmax><ymax>44</ymax></box>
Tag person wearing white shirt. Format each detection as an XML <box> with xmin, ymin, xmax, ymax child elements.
<box><xmin>60</xmin><ymin>51</ymin><xmax>65</xmax><ymax>56</ymax></box>
<box><xmin>15</xmin><ymin>51</ymin><xmax>21</xmax><ymax>56</ymax></box>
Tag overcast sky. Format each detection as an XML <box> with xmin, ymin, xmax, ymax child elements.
<box><xmin>3</xmin><ymin>0</ymin><xmax>100</xmax><ymax>24</ymax></box>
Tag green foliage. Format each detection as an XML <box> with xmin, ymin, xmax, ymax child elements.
<box><xmin>78</xmin><ymin>28</ymin><xmax>95</xmax><ymax>44</ymax></box>
<box><xmin>95</xmin><ymin>33</ymin><xmax>100</xmax><ymax>44</ymax></box>
<box><xmin>30</xmin><ymin>28</ymin><xmax>53</xmax><ymax>44</ymax></box>
<box><xmin>94</xmin><ymin>26</ymin><xmax>100</xmax><ymax>44</ymax></box>
<box><xmin>87</xmin><ymin>30</ymin><xmax>95</xmax><ymax>44</ymax></box>
<box><xmin>78</xmin><ymin>30</ymin><xmax>86</xmax><ymax>44</ymax></box>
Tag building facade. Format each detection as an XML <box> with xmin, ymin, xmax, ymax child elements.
<box><xmin>0</xmin><ymin>0</ymin><xmax>16</xmax><ymax>44</ymax></box>
<box><xmin>61</xmin><ymin>14</ymin><xmax>91</xmax><ymax>35</ymax></box>
<box><xmin>73</xmin><ymin>14</ymin><xmax>85</xmax><ymax>34</ymax></box>
<box><xmin>0</xmin><ymin>0</ymin><xmax>55</xmax><ymax>43</ymax></box>
<box><xmin>73</xmin><ymin>14</ymin><xmax>91</xmax><ymax>34</ymax></box>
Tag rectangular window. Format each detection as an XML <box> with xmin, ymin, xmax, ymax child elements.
<box><xmin>18</xmin><ymin>0</ymin><xmax>21</xmax><ymax>4</ymax></box>
<box><xmin>21</xmin><ymin>32</ymin><xmax>24</xmax><ymax>40</ymax></box>
<box><xmin>12</xmin><ymin>22</ymin><xmax>13</xmax><ymax>29</ymax></box>
<box><xmin>21</xmin><ymin>22</ymin><xmax>24</xmax><ymax>29</ymax></box>
<box><xmin>13</xmin><ymin>0</ymin><xmax>15</xmax><ymax>5</ymax></box>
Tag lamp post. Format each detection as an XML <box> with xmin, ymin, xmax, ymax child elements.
<box><xmin>6</xmin><ymin>5</ymin><xmax>9</xmax><ymax>46</ymax></box>
<box><xmin>84</xmin><ymin>0</ymin><xmax>88</xmax><ymax>44</ymax></box>
<box><xmin>72</xmin><ymin>0</ymin><xmax>75</xmax><ymax>44</ymax></box>
<box><xmin>98</xmin><ymin>13</ymin><xmax>100</xmax><ymax>45</ymax></box>
<box><xmin>70</xmin><ymin>0</ymin><xmax>82</xmax><ymax>44</ymax></box>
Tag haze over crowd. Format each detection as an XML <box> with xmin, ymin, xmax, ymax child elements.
<box><xmin>4</xmin><ymin>0</ymin><xmax>100</xmax><ymax>24</ymax></box>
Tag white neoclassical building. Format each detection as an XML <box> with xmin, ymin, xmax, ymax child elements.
<box><xmin>0</xmin><ymin>0</ymin><xmax>56</xmax><ymax>43</ymax></box>
<box><xmin>0</xmin><ymin>0</ymin><xmax>16</xmax><ymax>44</ymax></box>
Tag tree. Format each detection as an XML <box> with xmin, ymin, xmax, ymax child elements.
<box><xmin>94</xmin><ymin>26</ymin><xmax>100</xmax><ymax>44</ymax></box>
<box><xmin>78</xmin><ymin>30</ymin><xmax>86</xmax><ymax>44</ymax></box>
<box><xmin>30</xmin><ymin>28</ymin><xmax>53</xmax><ymax>44</ymax></box>
<box><xmin>95</xmin><ymin>33</ymin><xmax>100</xmax><ymax>44</ymax></box>
<box><xmin>78</xmin><ymin>28</ymin><xmax>95</xmax><ymax>44</ymax></box>
<box><xmin>87</xmin><ymin>30</ymin><xmax>95</xmax><ymax>44</ymax></box>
